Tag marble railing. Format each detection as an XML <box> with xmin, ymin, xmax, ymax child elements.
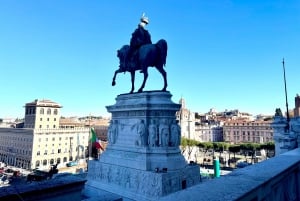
<box><xmin>159</xmin><ymin>148</ymin><xmax>300</xmax><ymax>201</ymax></box>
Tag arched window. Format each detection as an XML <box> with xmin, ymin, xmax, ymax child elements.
<box><xmin>43</xmin><ymin>159</ymin><xmax>47</xmax><ymax>166</ymax></box>
<box><xmin>57</xmin><ymin>158</ymin><xmax>61</xmax><ymax>164</ymax></box>
<box><xmin>35</xmin><ymin>161</ymin><xmax>40</xmax><ymax>168</ymax></box>
<box><xmin>37</xmin><ymin>151</ymin><xmax>40</xmax><ymax>156</ymax></box>
<box><xmin>63</xmin><ymin>157</ymin><xmax>67</xmax><ymax>162</ymax></box>
<box><xmin>54</xmin><ymin>109</ymin><xmax>58</xmax><ymax>115</ymax></box>
<box><xmin>40</xmin><ymin>108</ymin><xmax>44</xmax><ymax>115</ymax></box>
<box><xmin>50</xmin><ymin>159</ymin><xmax>54</xmax><ymax>165</ymax></box>
<box><xmin>47</xmin><ymin>109</ymin><xmax>51</xmax><ymax>115</ymax></box>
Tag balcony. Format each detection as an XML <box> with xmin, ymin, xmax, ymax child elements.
<box><xmin>159</xmin><ymin>148</ymin><xmax>300</xmax><ymax>201</ymax></box>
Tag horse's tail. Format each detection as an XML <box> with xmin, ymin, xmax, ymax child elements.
<box><xmin>156</xmin><ymin>39</ymin><xmax>168</xmax><ymax>66</ymax></box>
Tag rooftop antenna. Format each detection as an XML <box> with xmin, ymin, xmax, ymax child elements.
<box><xmin>282</xmin><ymin>58</ymin><xmax>290</xmax><ymax>131</ymax></box>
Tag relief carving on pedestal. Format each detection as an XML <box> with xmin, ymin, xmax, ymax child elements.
<box><xmin>91</xmin><ymin>163</ymin><xmax>163</xmax><ymax>197</ymax></box>
<box><xmin>148</xmin><ymin>119</ymin><xmax>158</xmax><ymax>147</ymax></box>
<box><xmin>108</xmin><ymin>120</ymin><xmax>119</xmax><ymax>144</ymax></box>
<box><xmin>159</xmin><ymin>119</ymin><xmax>170</xmax><ymax>147</ymax></box>
<box><xmin>170</xmin><ymin>119</ymin><xmax>181</xmax><ymax>147</ymax></box>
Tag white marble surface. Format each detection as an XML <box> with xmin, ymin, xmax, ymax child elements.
<box><xmin>84</xmin><ymin>91</ymin><xmax>200</xmax><ymax>201</ymax></box>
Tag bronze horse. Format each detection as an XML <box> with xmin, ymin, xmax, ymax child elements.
<box><xmin>112</xmin><ymin>39</ymin><xmax>168</xmax><ymax>93</ymax></box>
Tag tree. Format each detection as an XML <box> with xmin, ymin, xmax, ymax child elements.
<box><xmin>261</xmin><ymin>142</ymin><xmax>275</xmax><ymax>158</ymax></box>
<box><xmin>229</xmin><ymin>145</ymin><xmax>240</xmax><ymax>162</ymax></box>
<box><xmin>240</xmin><ymin>143</ymin><xmax>261</xmax><ymax>163</ymax></box>
<box><xmin>181</xmin><ymin>137</ymin><xmax>199</xmax><ymax>161</ymax></box>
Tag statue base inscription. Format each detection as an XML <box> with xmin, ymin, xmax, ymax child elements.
<box><xmin>84</xmin><ymin>91</ymin><xmax>200</xmax><ymax>201</ymax></box>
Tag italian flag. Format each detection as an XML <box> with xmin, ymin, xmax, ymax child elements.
<box><xmin>90</xmin><ymin>127</ymin><xmax>104</xmax><ymax>151</ymax></box>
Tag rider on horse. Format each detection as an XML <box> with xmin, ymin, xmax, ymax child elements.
<box><xmin>127</xmin><ymin>13</ymin><xmax>152</xmax><ymax>70</ymax></box>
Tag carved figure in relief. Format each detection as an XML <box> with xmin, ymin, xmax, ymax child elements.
<box><xmin>131</xmin><ymin>172</ymin><xmax>140</xmax><ymax>190</ymax></box>
<box><xmin>170</xmin><ymin>119</ymin><xmax>181</xmax><ymax>146</ymax></box>
<box><xmin>107</xmin><ymin>166</ymin><xmax>112</xmax><ymax>183</ymax></box>
<box><xmin>136</xmin><ymin>119</ymin><xmax>147</xmax><ymax>146</ymax></box>
<box><xmin>148</xmin><ymin>119</ymin><xmax>158</xmax><ymax>147</ymax></box>
<box><xmin>150</xmin><ymin>175</ymin><xmax>160</xmax><ymax>196</ymax></box>
<box><xmin>108</xmin><ymin>120</ymin><xmax>118</xmax><ymax>144</ymax></box>
<box><xmin>124</xmin><ymin>169</ymin><xmax>130</xmax><ymax>188</ymax></box>
<box><xmin>114</xmin><ymin>167</ymin><xmax>120</xmax><ymax>185</ymax></box>
<box><xmin>159</xmin><ymin>119</ymin><xmax>170</xmax><ymax>147</ymax></box>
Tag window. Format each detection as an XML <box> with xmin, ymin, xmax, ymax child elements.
<box><xmin>58</xmin><ymin>149</ymin><xmax>61</xmax><ymax>153</ymax></box>
<box><xmin>39</xmin><ymin>125</ymin><xmax>42</xmax><ymax>129</ymax></box>
<box><xmin>44</xmin><ymin>150</ymin><xmax>48</xmax><ymax>155</ymax></box>
<box><xmin>63</xmin><ymin>157</ymin><xmax>67</xmax><ymax>162</ymax></box>
<box><xmin>40</xmin><ymin>118</ymin><xmax>42</xmax><ymax>121</ymax></box>
<box><xmin>37</xmin><ymin>151</ymin><xmax>40</xmax><ymax>156</ymax></box>
<box><xmin>54</xmin><ymin>109</ymin><xmax>58</xmax><ymax>115</ymax></box>
<box><xmin>57</xmin><ymin>158</ymin><xmax>61</xmax><ymax>164</ymax></box>
<box><xmin>47</xmin><ymin>109</ymin><xmax>51</xmax><ymax>115</ymax></box>
<box><xmin>40</xmin><ymin>108</ymin><xmax>44</xmax><ymax>115</ymax></box>
<box><xmin>36</xmin><ymin>161</ymin><xmax>40</xmax><ymax>168</ymax></box>
<box><xmin>50</xmin><ymin>159</ymin><xmax>54</xmax><ymax>165</ymax></box>
<box><xmin>43</xmin><ymin>159</ymin><xmax>47</xmax><ymax>166</ymax></box>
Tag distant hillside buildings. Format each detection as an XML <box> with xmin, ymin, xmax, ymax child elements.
<box><xmin>176</xmin><ymin>98</ymin><xmax>274</xmax><ymax>144</ymax></box>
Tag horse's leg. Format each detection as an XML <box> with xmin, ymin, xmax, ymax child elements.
<box><xmin>112</xmin><ymin>69</ymin><xmax>121</xmax><ymax>86</ymax></box>
<box><xmin>138</xmin><ymin>68</ymin><xmax>148</xmax><ymax>93</ymax></box>
<box><xmin>157</xmin><ymin>66</ymin><xmax>168</xmax><ymax>91</ymax></box>
<box><xmin>130</xmin><ymin>71</ymin><xmax>135</xmax><ymax>93</ymax></box>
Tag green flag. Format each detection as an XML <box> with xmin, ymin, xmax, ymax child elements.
<box><xmin>90</xmin><ymin>127</ymin><xmax>97</xmax><ymax>142</ymax></box>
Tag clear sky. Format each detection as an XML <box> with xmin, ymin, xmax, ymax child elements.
<box><xmin>0</xmin><ymin>0</ymin><xmax>299</xmax><ymax>118</ymax></box>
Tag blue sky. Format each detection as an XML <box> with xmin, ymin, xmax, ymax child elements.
<box><xmin>0</xmin><ymin>1</ymin><xmax>299</xmax><ymax>118</ymax></box>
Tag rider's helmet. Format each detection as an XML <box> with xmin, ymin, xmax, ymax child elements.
<box><xmin>140</xmin><ymin>13</ymin><xmax>149</xmax><ymax>24</ymax></box>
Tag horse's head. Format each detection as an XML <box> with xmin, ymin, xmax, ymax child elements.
<box><xmin>117</xmin><ymin>45</ymin><xmax>130</xmax><ymax>71</ymax></box>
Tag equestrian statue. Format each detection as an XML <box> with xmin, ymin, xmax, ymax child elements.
<box><xmin>112</xmin><ymin>13</ymin><xmax>168</xmax><ymax>93</ymax></box>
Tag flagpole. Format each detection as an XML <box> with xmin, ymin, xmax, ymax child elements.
<box><xmin>88</xmin><ymin>113</ymin><xmax>92</xmax><ymax>160</ymax></box>
<box><xmin>282</xmin><ymin>58</ymin><xmax>290</xmax><ymax>131</ymax></box>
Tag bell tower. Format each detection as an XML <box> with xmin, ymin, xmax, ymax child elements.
<box><xmin>24</xmin><ymin>99</ymin><xmax>62</xmax><ymax>129</ymax></box>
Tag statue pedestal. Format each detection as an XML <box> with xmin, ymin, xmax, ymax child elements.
<box><xmin>84</xmin><ymin>91</ymin><xmax>200</xmax><ymax>201</ymax></box>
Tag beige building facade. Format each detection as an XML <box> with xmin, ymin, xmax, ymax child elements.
<box><xmin>0</xmin><ymin>99</ymin><xmax>89</xmax><ymax>170</ymax></box>
<box><xmin>223</xmin><ymin>120</ymin><xmax>273</xmax><ymax>144</ymax></box>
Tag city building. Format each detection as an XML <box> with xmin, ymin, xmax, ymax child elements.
<box><xmin>223</xmin><ymin>120</ymin><xmax>274</xmax><ymax>144</ymax></box>
<box><xmin>0</xmin><ymin>99</ymin><xmax>89</xmax><ymax>170</ymax></box>
<box><xmin>195</xmin><ymin>122</ymin><xmax>223</xmax><ymax>142</ymax></box>
<box><xmin>176</xmin><ymin>98</ymin><xmax>196</xmax><ymax>140</ymax></box>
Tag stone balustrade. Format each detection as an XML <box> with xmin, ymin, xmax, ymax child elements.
<box><xmin>159</xmin><ymin>148</ymin><xmax>300</xmax><ymax>201</ymax></box>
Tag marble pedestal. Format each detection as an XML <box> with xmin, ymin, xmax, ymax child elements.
<box><xmin>84</xmin><ymin>91</ymin><xmax>200</xmax><ymax>201</ymax></box>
